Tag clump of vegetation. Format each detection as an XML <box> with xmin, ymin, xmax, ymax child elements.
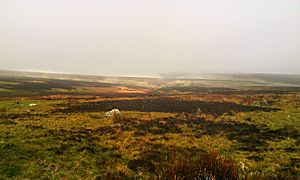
<box><xmin>112</xmin><ymin>113</ymin><xmax>125</xmax><ymax>123</ymax></box>
<box><xmin>157</xmin><ymin>151</ymin><xmax>238</xmax><ymax>180</ymax></box>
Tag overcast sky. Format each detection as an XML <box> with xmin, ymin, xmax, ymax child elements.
<box><xmin>0</xmin><ymin>0</ymin><xmax>299</xmax><ymax>76</ymax></box>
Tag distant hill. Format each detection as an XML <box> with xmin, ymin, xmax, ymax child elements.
<box><xmin>1</xmin><ymin>70</ymin><xmax>300</xmax><ymax>89</ymax></box>
<box><xmin>160</xmin><ymin>73</ymin><xmax>300</xmax><ymax>87</ymax></box>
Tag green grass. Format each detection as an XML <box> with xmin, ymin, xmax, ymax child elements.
<box><xmin>0</xmin><ymin>88</ymin><xmax>11</xmax><ymax>93</ymax></box>
<box><xmin>0</xmin><ymin>85</ymin><xmax>299</xmax><ymax>178</ymax></box>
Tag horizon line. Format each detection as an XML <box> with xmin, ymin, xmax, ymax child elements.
<box><xmin>0</xmin><ymin>69</ymin><xmax>300</xmax><ymax>79</ymax></box>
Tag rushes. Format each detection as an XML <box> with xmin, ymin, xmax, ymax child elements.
<box><xmin>157</xmin><ymin>151</ymin><xmax>238</xmax><ymax>180</ymax></box>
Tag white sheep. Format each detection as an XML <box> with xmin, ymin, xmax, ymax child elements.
<box><xmin>105</xmin><ymin>109</ymin><xmax>121</xmax><ymax>117</ymax></box>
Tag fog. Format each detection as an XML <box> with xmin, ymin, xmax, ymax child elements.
<box><xmin>0</xmin><ymin>0</ymin><xmax>299</xmax><ymax>76</ymax></box>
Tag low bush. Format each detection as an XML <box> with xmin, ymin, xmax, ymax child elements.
<box><xmin>157</xmin><ymin>151</ymin><xmax>238</xmax><ymax>180</ymax></box>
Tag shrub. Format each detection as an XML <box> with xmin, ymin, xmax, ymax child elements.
<box><xmin>157</xmin><ymin>151</ymin><xmax>238</xmax><ymax>180</ymax></box>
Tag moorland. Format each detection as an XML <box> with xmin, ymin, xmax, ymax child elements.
<box><xmin>0</xmin><ymin>70</ymin><xmax>299</xmax><ymax>179</ymax></box>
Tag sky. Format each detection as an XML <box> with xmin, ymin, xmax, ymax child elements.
<box><xmin>0</xmin><ymin>0</ymin><xmax>300</xmax><ymax>76</ymax></box>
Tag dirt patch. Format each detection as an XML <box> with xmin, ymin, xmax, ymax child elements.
<box><xmin>57</xmin><ymin>98</ymin><xmax>278</xmax><ymax>115</ymax></box>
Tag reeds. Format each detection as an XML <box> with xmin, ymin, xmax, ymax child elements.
<box><xmin>157</xmin><ymin>151</ymin><xmax>238</xmax><ymax>180</ymax></box>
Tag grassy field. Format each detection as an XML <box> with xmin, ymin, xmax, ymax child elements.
<box><xmin>0</xmin><ymin>72</ymin><xmax>299</xmax><ymax>179</ymax></box>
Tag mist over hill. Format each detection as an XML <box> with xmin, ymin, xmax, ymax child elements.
<box><xmin>1</xmin><ymin>70</ymin><xmax>300</xmax><ymax>89</ymax></box>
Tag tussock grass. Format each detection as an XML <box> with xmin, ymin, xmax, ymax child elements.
<box><xmin>157</xmin><ymin>151</ymin><xmax>238</xmax><ymax>180</ymax></box>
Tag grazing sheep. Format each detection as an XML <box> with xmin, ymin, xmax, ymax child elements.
<box><xmin>105</xmin><ymin>109</ymin><xmax>121</xmax><ymax>117</ymax></box>
<box><xmin>29</xmin><ymin>103</ymin><xmax>37</xmax><ymax>107</ymax></box>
